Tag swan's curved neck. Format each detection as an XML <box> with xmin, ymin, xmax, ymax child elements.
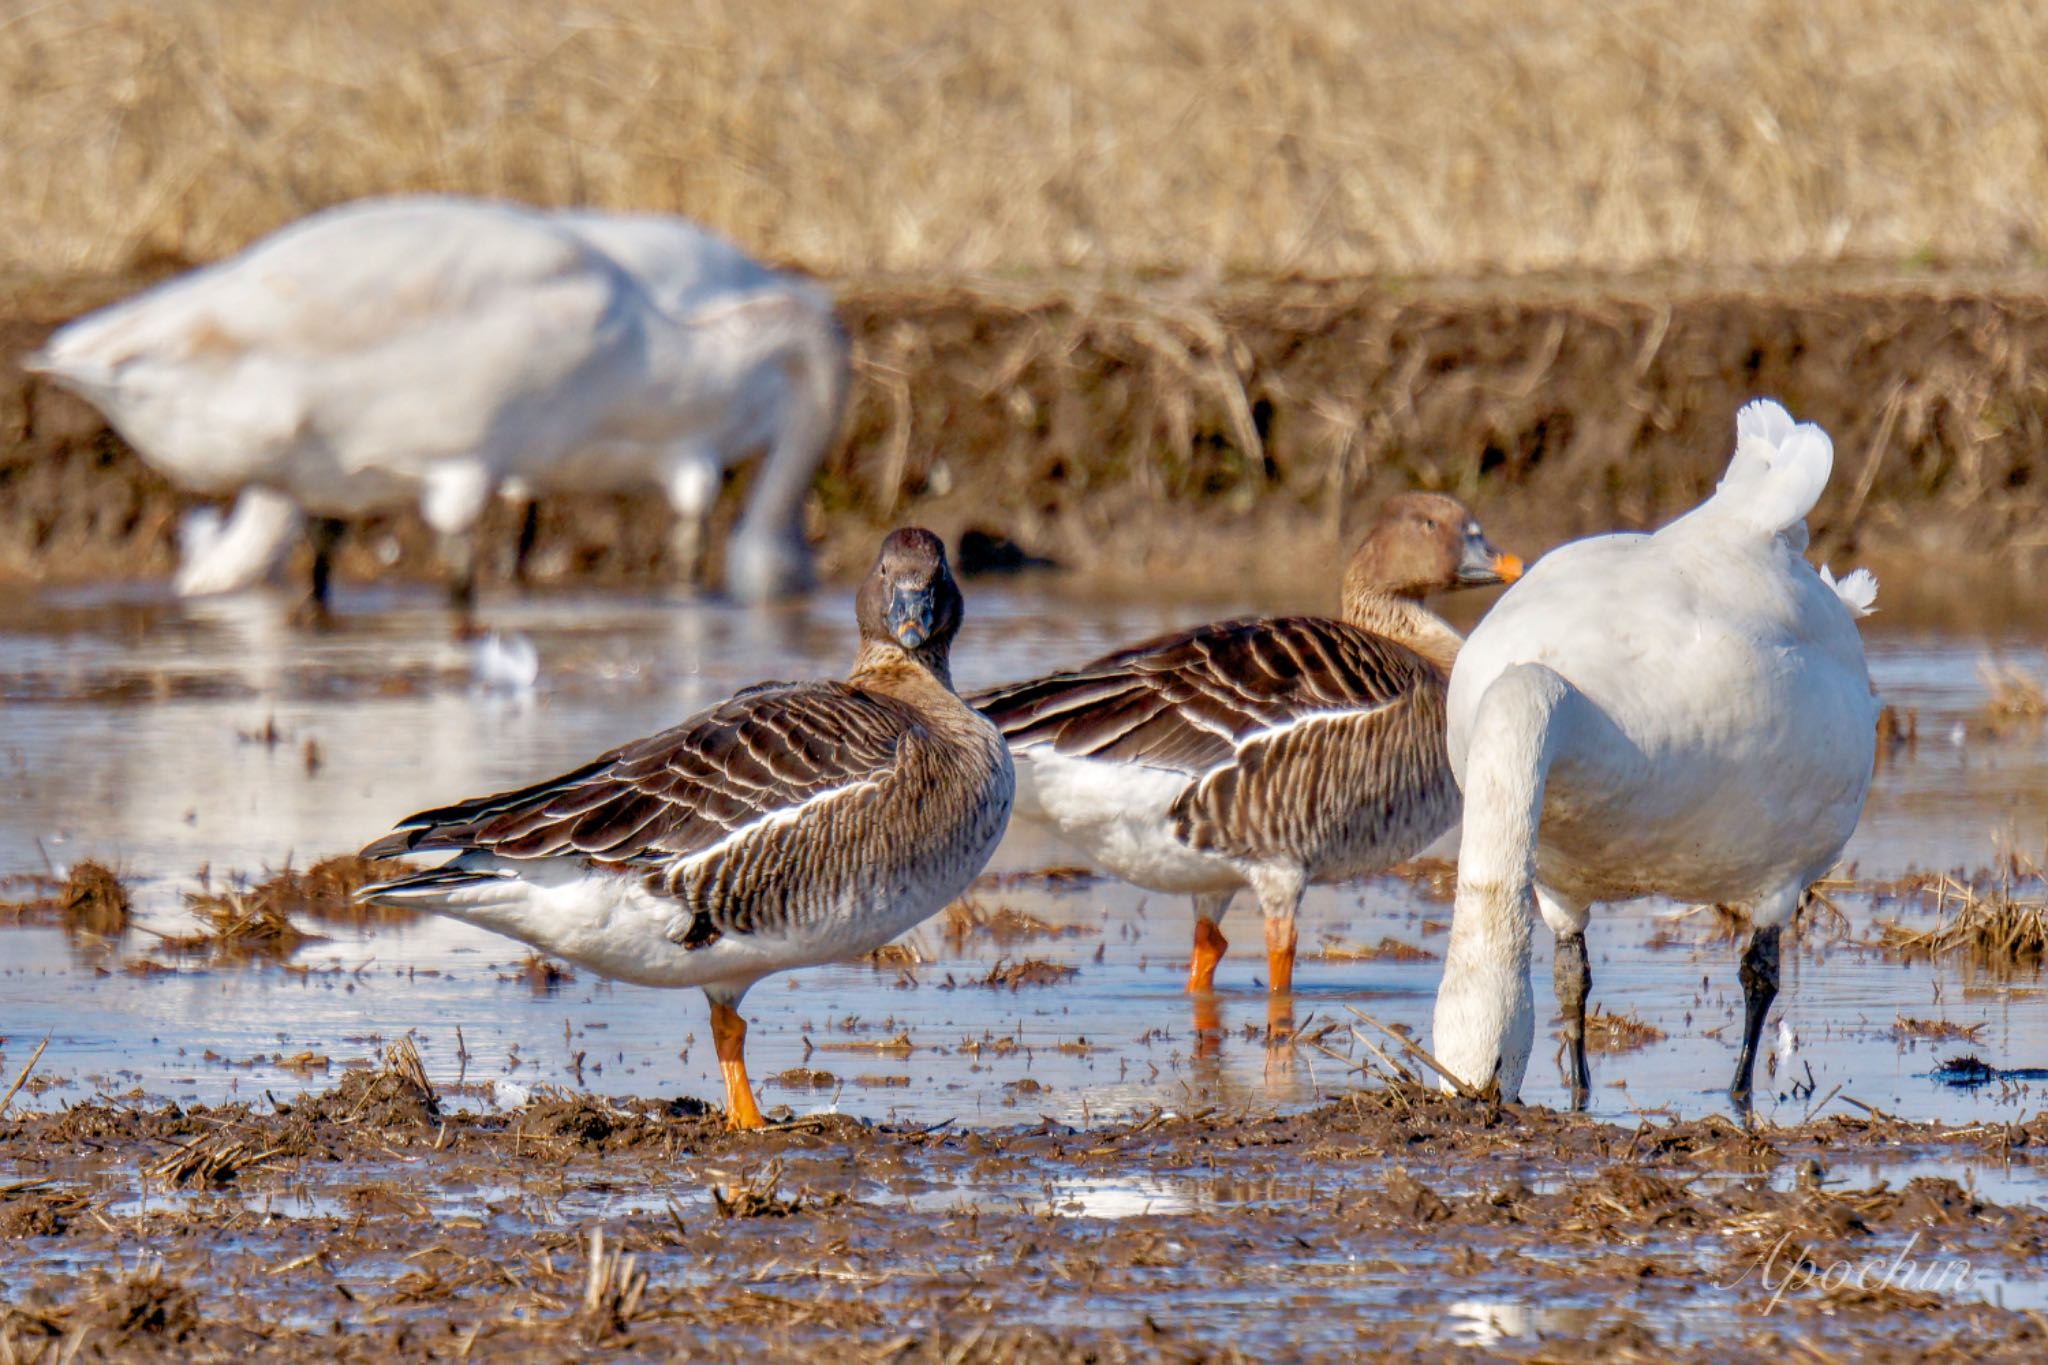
<box><xmin>732</xmin><ymin>306</ymin><xmax>847</xmax><ymax>548</ymax></box>
<box><xmin>1340</xmin><ymin>587</ymin><xmax>1465</xmax><ymax>674</ymax></box>
<box><xmin>1431</xmin><ymin>662</ymin><xmax>1580</xmax><ymax>1101</ymax></box>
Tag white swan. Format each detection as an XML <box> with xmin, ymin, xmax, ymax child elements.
<box><xmin>27</xmin><ymin>195</ymin><xmax>847</xmax><ymax>613</ymax></box>
<box><xmin>1431</xmin><ymin>399</ymin><xmax>1879</xmax><ymax>1105</ymax></box>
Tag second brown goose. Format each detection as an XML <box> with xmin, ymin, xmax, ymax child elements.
<box><xmin>972</xmin><ymin>494</ymin><xmax>1518</xmax><ymax>1018</ymax></box>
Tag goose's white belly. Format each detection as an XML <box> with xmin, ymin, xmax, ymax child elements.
<box><xmin>1013</xmin><ymin>750</ymin><xmax>1245</xmax><ymax>894</ymax></box>
<box><xmin>427</xmin><ymin>841</ymin><xmax>995</xmax><ymax>993</ymax></box>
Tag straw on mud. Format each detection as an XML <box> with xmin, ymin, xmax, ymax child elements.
<box><xmin>1344</xmin><ymin>1007</ymin><xmax>1485</xmax><ymax>1102</ymax></box>
<box><xmin>1345</xmin><ymin>1027</ymin><xmax>1418</xmax><ymax>1084</ymax></box>
<box><xmin>0</xmin><ymin>1033</ymin><xmax>52</xmax><ymax>1117</ymax></box>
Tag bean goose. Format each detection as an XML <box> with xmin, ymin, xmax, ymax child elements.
<box><xmin>972</xmin><ymin>494</ymin><xmax>1520</xmax><ymax>1027</ymax></box>
<box><xmin>356</xmin><ymin>529</ymin><xmax>1013</xmax><ymax>1128</ymax></box>
<box><xmin>27</xmin><ymin>195</ymin><xmax>847</xmax><ymax>615</ymax></box>
<box><xmin>1431</xmin><ymin>400</ymin><xmax>1878</xmax><ymax>1106</ymax></box>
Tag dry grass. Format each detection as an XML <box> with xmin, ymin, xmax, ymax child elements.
<box><xmin>941</xmin><ymin>899</ymin><xmax>1093</xmax><ymax>948</ymax></box>
<box><xmin>157</xmin><ymin>855</ymin><xmax>414</xmax><ymax>961</ymax></box>
<box><xmin>1314</xmin><ymin>936</ymin><xmax>1438</xmax><ymax>964</ymax></box>
<box><xmin>174</xmin><ymin>879</ymin><xmax>319</xmax><ymax>960</ymax></box>
<box><xmin>7</xmin><ymin>1</ymin><xmax>2048</xmax><ymax>280</ymax></box>
<box><xmin>58</xmin><ymin>861</ymin><xmax>131</xmax><ymax>936</ymax></box>
<box><xmin>1875</xmin><ymin>873</ymin><xmax>2048</xmax><ymax>971</ymax></box>
<box><xmin>1891</xmin><ymin>1015</ymin><xmax>1986</xmax><ymax>1043</ymax></box>
<box><xmin>1584</xmin><ymin>1005</ymin><xmax>1666</xmax><ymax>1054</ymax></box>
<box><xmin>979</xmin><ymin>959</ymin><xmax>1079</xmax><ymax>990</ymax></box>
<box><xmin>1978</xmin><ymin>661</ymin><xmax>2048</xmax><ymax>733</ymax></box>
<box><xmin>0</xmin><ymin>861</ymin><xmax>130</xmax><ymax>936</ymax></box>
<box><xmin>860</xmin><ymin>940</ymin><xmax>924</xmax><ymax>968</ymax></box>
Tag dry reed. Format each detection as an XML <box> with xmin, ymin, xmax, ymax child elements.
<box><xmin>1977</xmin><ymin>661</ymin><xmax>2048</xmax><ymax>733</ymax></box>
<box><xmin>1875</xmin><ymin>873</ymin><xmax>2048</xmax><ymax>971</ymax></box>
<box><xmin>7</xmin><ymin>1</ymin><xmax>2048</xmax><ymax>280</ymax></box>
<box><xmin>0</xmin><ymin>861</ymin><xmax>130</xmax><ymax>936</ymax></box>
<box><xmin>1584</xmin><ymin>1005</ymin><xmax>1666</xmax><ymax>1053</ymax></box>
<box><xmin>1314</xmin><ymin>937</ymin><xmax>1437</xmax><ymax>964</ymax></box>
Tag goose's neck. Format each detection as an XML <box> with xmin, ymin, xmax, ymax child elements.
<box><xmin>1341</xmin><ymin>587</ymin><xmax>1465</xmax><ymax>674</ymax></box>
<box><xmin>1431</xmin><ymin>662</ymin><xmax>1579</xmax><ymax>1102</ymax></box>
<box><xmin>852</xmin><ymin>640</ymin><xmax>955</xmax><ymax>697</ymax></box>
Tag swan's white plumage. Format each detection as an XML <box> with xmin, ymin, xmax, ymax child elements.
<box><xmin>1820</xmin><ymin>564</ymin><xmax>1879</xmax><ymax>617</ymax></box>
<box><xmin>1432</xmin><ymin>399</ymin><xmax>1879</xmax><ymax>1100</ymax></box>
<box><xmin>173</xmin><ymin>486</ymin><xmax>304</xmax><ymax>596</ymax></box>
<box><xmin>28</xmin><ymin>195</ymin><xmax>846</xmax><ymax>602</ymax></box>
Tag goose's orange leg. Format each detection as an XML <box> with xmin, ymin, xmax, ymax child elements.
<box><xmin>710</xmin><ymin>1001</ymin><xmax>766</xmax><ymax>1131</ymax></box>
<box><xmin>1187</xmin><ymin>919</ymin><xmax>1229</xmax><ymax>994</ymax></box>
<box><xmin>1264</xmin><ymin>916</ymin><xmax>1298</xmax><ymax>997</ymax></box>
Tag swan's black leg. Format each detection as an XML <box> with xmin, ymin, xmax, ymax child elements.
<box><xmin>1731</xmin><ymin>924</ymin><xmax>1782</xmax><ymax>1106</ymax></box>
<box><xmin>1554</xmin><ymin>930</ymin><xmax>1592</xmax><ymax>1106</ymax></box>
<box><xmin>441</xmin><ymin>531</ymin><xmax>477</xmax><ymax>615</ymax></box>
<box><xmin>512</xmin><ymin>499</ymin><xmax>540</xmax><ymax>589</ymax></box>
<box><xmin>300</xmin><ymin>517</ymin><xmax>345</xmax><ymax>626</ymax></box>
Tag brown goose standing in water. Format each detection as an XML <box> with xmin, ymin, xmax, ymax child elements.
<box><xmin>972</xmin><ymin>494</ymin><xmax>1518</xmax><ymax>1032</ymax></box>
<box><xmin>357</xmin><ymin>529</ymin><xmax>1013</xmax><ymax>1128</ymax></box>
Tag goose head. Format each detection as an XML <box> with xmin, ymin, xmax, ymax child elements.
<box><xmin>1344</xmin><ymin>493</ymin><xmax>1522</xmax><ymax>603</ymax></box>
<box><xmin>854</xmin><ymin>527</ymin><xmax>965</xmax><ymax>684</ymax></box>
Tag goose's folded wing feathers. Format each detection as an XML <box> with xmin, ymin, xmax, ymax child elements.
<box><xmin>362</xmin><ymin>682</ymin><xmax>912</xmax><ymax>867</ymax></box>
<box><xmin>973</xmin><ymin>617</ymin><xmax>1437</xmax><ymax>776</ymax></box>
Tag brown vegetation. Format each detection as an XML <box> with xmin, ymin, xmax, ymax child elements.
<box><xmin>979</xmin><ymin>959</ymin><xmax>1078</xmax><ymax>990</ymax></box>
<box><xmin>1584</xmin><ymin>1005</ymin><xmax>1668</xmax><ymax>1054</ymax></box>
<box><xmin>941</xmin><ymin>899</ymin><xmax>1095</xmax><ymax>948</ymax></box>
<box><xmin>1891</xmin><ymin>1016</ymin><xmax>1987</xmax><ymax>1044</ymax></box>
<box><xmin>1978</xmin><ymin>661</ymin><xmax>2048</xmax><ymax>734</ymax></box>
<box><xmin>1875</xmin><ymin>873</ymin><xmax>2048</xmax><ymax>971</ymax></box>
<box><xmin>0</xmin><ymin>861</ymin><xmax>130</xmax><ymax>937</ymax></box>
<box><xmin>11</xmin><ymin>275</ymin><xmax>2048</xmax><ymax>599</ymax></box>
<box><xmin>1314</xmin><ymin>937</ymin><xmax>1438</xmax><ymax>964</ymax></box>
<box><xmin>5</xmin><ymin>1074</ymin><xmax>2048</xmax><ymax>1359</ymax></box>
<box><xmin>6</xmin><ymin>2</ymin><xmax>2048</xmax><ymax>280</ymax></box>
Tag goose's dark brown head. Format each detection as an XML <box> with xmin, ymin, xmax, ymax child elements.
<box><xmin>855</xmin><ymin>528</ymin><xmax>965</xmax><ymax>676</ymax></box>
<box><xmin>1344</xmin><ymin>493</ymin><xmax>1521</xmax><ymax>602</ymax></box>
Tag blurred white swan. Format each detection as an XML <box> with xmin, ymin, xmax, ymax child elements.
<box><xmin>1431</xmin><ymin>399</ymin><xmax>1879</xmax><ymax>1105</ymax></box>
<box><xmin>28</xmin><ymin>195</ymin><xmax>848</xmax><ymax>614</ymax></box>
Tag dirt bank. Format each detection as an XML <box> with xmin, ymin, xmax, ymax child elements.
<box><xmin>6</xmin><ymin>270</ymin><xmax>2048</xmax><ymax>599</ymax></box>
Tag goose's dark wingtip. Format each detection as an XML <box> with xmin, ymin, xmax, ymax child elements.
<box><xmin>359</xmin><ymin>829</ymin><xmax>421</xmax><ymax>861</ymax></box>
<box><xmin>355</xmin><ymin>866</ymin><xmax>506</xmax><ymax>905</ymax></box>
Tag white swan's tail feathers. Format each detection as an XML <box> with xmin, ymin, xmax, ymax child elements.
<box><xmin>1710</xmin><ymin>399</ymin><xmax>1834</xmax><ymax>538</ymax></box>
<box><xmin>1820</xmin><ymin>564</ymin><xmax>1879</xmax><ymax>617</ymax></box>
<box><xmin>23</xmin><ymin>324</ymin><xmax>116</xmax><ymax>394</ymax></box>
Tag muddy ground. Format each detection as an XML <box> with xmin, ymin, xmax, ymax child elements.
<box><xmin>3</xmin><ymin>1058</ymin><xmax>2046</xmax><ymax>1362</ymax></box>
<box><xmin>5</xmin><ymin>269</ymin><xmax>2048</xmax><ymax>600</ymax></box>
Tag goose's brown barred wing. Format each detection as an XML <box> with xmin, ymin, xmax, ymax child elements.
<box><xmin>1168</xmin><ymin>673</ymin><xmax>1454</xmax><ymax>867</ymax></box>
<box><xmin>972</xmin><ymin>616</ymin><xmax>1439</xmax><ymax>776</ymax></box>
<box><xmin>362</xmin><ymin>681</ymin><xmax>915</xmax><ymax>870</ymax></box>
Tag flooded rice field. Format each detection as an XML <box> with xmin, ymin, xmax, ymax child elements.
<box><xmin>3</xmin><ymin>578</ymin><xmax>2048</xmax><ymax>1360</ymax></box>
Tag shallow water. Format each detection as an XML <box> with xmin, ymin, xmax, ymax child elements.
<box><xmin>2</xmin><ymin>579</ymin><xmax>2046</xmax><ymax>1132</ymax></box>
